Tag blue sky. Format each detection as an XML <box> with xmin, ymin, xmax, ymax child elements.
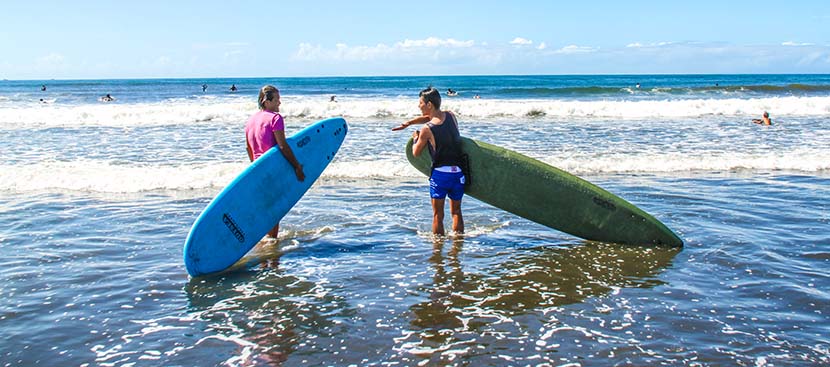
<box><xmin>2</xmin><ymin>0</ymin><xmax>829</xmax><ymax>79</ymax></box>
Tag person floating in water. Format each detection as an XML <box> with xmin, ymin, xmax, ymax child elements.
<box><xmin>202</xmin><ymin>84</ymin><xmax>208</xmax><ymax>92</ymax></box>
<box><xmin>446</xmin><ymin>88</ymin><xmax>458</xmax><ymax>96</ymax></box>
<box><xmin>101</xmin><ymin>94</ymin><xmax>114</xmax><ymax>102</ymax></box>
<box><xmin>635</xmin><ymin>83</ymin><xmax>641</xmax><ymax>89</ymax></box>
<box><xmin>41</xmin><ymin>85</ymin><xmax>47</xmax><ymax>91</ymax></box>
<box><xmin>752</xmin><ymin>111</ymin><xmax>773</xmax><ymax>125</ymax></box>
<box><xmin>230</xmin><ymin>84</ymin><xmax>238</xmax><ymax>92</ymax></box>
<box><xmin>473</xmin><ymin>94</ymin><xmax>481</xmax><ymax>99</ymax></box>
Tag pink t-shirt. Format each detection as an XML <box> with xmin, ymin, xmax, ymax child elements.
<box><xmin>245</xmin><ymin>110</ymin><xmax>285</xmax><ymax>160</ymax></box>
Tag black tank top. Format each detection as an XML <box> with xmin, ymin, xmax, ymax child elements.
<box><xmin>427</xmin><ymin>112</ymin><xmax>463</xmax><ymax>168</ymax></box>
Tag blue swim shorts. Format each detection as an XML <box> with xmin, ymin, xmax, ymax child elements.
<box><xmin>429</xmin><ymin>169</ymin><xmax>465</xmax><ymax>200</ymax></box>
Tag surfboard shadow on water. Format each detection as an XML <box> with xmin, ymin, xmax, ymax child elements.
<box><xmin>181</xmin><ymin>234</ymin><xmax>383</xmax><ymax>364</ymax></box>
<box><xmin>178</xmin><ymin>235</ymin><xmax>679</xmax><ymax>365</ymax></box>
<box><xmin>183</xmin><ymin>253</ymin><xmax>357</xmax><ymax>366</ymax></box>
<box><xmin>402</xmin><ymin>239</ymin><xmax>680</xmax><ymax>362</ymax></box>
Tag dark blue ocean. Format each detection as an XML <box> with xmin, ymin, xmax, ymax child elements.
<box><xmin>1</xmin><ymin>75</ymin><xmax>828</xmax><ymax>366</ymax></box>
<box><xmin>5</xmin><ymin>74</ymin><xmax>830</xmax><ymax>105</ymax></box>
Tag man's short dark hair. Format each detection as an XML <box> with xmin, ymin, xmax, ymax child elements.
<box><xmin>419</xmin><ymin>87</ymin><xmax>441</xmax><ymax>109</ymax></box>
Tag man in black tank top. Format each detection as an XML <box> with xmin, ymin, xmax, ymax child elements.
<box><xmin>397</xmin><ymin>87</ymin><xmax>465</xmax><ymax>235</ymax></box>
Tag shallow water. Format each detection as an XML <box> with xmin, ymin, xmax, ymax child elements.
<box><xmin>2</xmin><ymin>171</ymin><xmax>828</xmax><ymax>366</ymax></box>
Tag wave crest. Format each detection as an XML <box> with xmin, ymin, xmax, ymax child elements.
<box><xmin>1</xmin><ymin>96</ymin><xmax>829</xmax><ymax>128</ymax></box>
<box><xmin>2</xmin><ymin>153</ymin><xmax>827</xmax><ymax>193</ymax></box>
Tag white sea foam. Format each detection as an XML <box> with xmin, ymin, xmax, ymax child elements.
<box><xmin>2</xmin><ymin>152</ymin><xmax>827</xmax><ymax>193</ymax></box>
<box><xmin>2</xmin><ymin>95</ymin><xmax>828</xmax><ymax>128</ymax></box>
<box><xmin>549</xmin><ymin>149</ymin><xmax>830</xmax><ymax>174</ymax></box>
<box><xmin>0</xmin><ymin>100</ymin><xmax>254</xmax><ymax>129</ymax></box>
<box><xmin>0</xmin><ymin>161</ymin><xmax>247</xmax><ymax>193</ymax></box>
<box><xmin>322</xmin><ymin>159</ymin><xmax>419</xmax><ymax>179</ymax></box>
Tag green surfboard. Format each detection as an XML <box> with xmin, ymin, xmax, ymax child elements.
<box><xmin>406</xmin><ymin>137</ymin><xmax>683</xmax><ymax>247</ymax></box>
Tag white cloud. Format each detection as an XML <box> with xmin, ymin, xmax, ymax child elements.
<box><xmin>293</xmin><ymin>37</ymin><xmax>478</xmax><ymax>62</ymax></box>
<box><xmin>796</xmin><ymin>51</ymin><xmax>830</xmax><ymax>66</ymax></box>
<box><xmin>510</xmin><ymin>37</ymin><xmax>533</xmax><ymax>45</ymax></box>
<box><xmin>396</xmin><ymin>37</ymin><xmax>475</xmax><ymax>48</ymax></box>
<box><xmin>782</xmin><ymin>41</ymin><xmax>814</xmax><ymax>47</ymax></box>
<box><xmin>626</xmin><ymin>41</ymin><xmax>673</xmax><ymax>48</ymax></box>
<box><xmin>295</xmin><ymin>43</ymin><xmax>323</xmax><ymax>60</ymax></box>
<box><xmin>35</xmin><ymin>53</ymin><xmax>65</xmax><ymax>67</ymax></box>
<box><xmin>553</xmin><ymin>45</ymin><xmax>598</xmax><ymax>54</ymax></box>
<box><xmin>288</xmin><ymin>39</ymin><xmax>830</xmax><ymax>75</ymax></box>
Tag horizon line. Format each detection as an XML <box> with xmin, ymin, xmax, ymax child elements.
<box><xmin>3</xmin><ymin>72</ymin><xmax>830</xmax><ymax>82</ymax></box>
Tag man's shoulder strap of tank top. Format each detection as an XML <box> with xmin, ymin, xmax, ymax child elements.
<box><xmin>427</xmin><ymin>112</ymin><xmax>457</xmax><ymax>128</ymax></box>
<box><xmin>445</xmin><ymin>111</ymin><xmax>457</xmax><ymax>128</ymax></box>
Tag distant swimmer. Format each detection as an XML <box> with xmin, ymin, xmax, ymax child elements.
<box><xmin>446</xmin><ymin>88</ymin><xmax>458</xmax><ymax>96</ymax></box>
<box><xmin>202</xmin><ymin>84</ymin><xmax>208</xmax><ymax>92</ymax></box>
<box><xmin>635</xmin><ymin>83</ymin><xmax>641</xmax><ymax>89</ymax></box>
<box><xmin>100</xmin><ymin>94</ymin><xmax>115</xmax><ymax>102</ymax></box>
<box><xmin>230</xmin><ymin>84</ymin><xmax>238</xmax><ymax>92</ymax></box>
<box><xmin>41</xmin><ymin>85</ymin><xmax>47</xmax><ymax>91</ymax></box>
<box><xmin>473</xmin><ymin>94</ymin><xmax>481</xmax><ymax>99</ymax></box>
<box><xmin>751</xmin><ymin>111</ymin><xmax>773</xmax><ymax>125</ymax></box>
<box><xmin>330</xmin><ymin>95</ymin><xmax>337</xmax><ymax>102</ymax></box>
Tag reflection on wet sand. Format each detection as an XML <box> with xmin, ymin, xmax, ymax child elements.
<box><xmin>184</xmin><ymin>246</ymin><xmax>349</xmax><ymax>366</ymax></box>
<box><xmin>404</xmin><ymin>239</ymin><xmax>680</xmax><ymax>363</ymax></box>
<box><xmin>181</xmin><ymin>236</ymin><xmax>679</xmax><ymax>365</ymax></box>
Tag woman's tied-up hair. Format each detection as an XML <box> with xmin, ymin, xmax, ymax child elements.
<box><xmin>258</xmin><ymin>85</ymin><xmax>278</xmax><ymax>109</ymax></box>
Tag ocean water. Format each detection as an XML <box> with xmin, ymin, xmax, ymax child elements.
<box><xmin>1</xmin><ymin>75</ymin><xmax>829</xmax><ymax>366</ymax></box>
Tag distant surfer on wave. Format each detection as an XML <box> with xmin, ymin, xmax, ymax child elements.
<box><xmin>752</xmin><ymin>111</ymin><xmax>772</xmax><ymax>125</ymax></box>
<box><xmin>394</xmin><ymin>87</ymin><xmax>466</xmax><ymax>235</ymax></box>
<box><xmin>245</xmin><ymin>85</ymin><xmax>305</xmax><ymax>239</ymax></box>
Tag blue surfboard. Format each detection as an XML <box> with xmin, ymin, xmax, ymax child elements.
<box><xmin>184</xmin><ymin>117</ymin><xmax>348</xmax><ymax>276</ymax></box>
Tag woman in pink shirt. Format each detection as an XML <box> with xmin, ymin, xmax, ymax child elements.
<box><xmin>245</xmin><ymin>85</ymin><xmax>305</xmax><ymax>238</ymax></box>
